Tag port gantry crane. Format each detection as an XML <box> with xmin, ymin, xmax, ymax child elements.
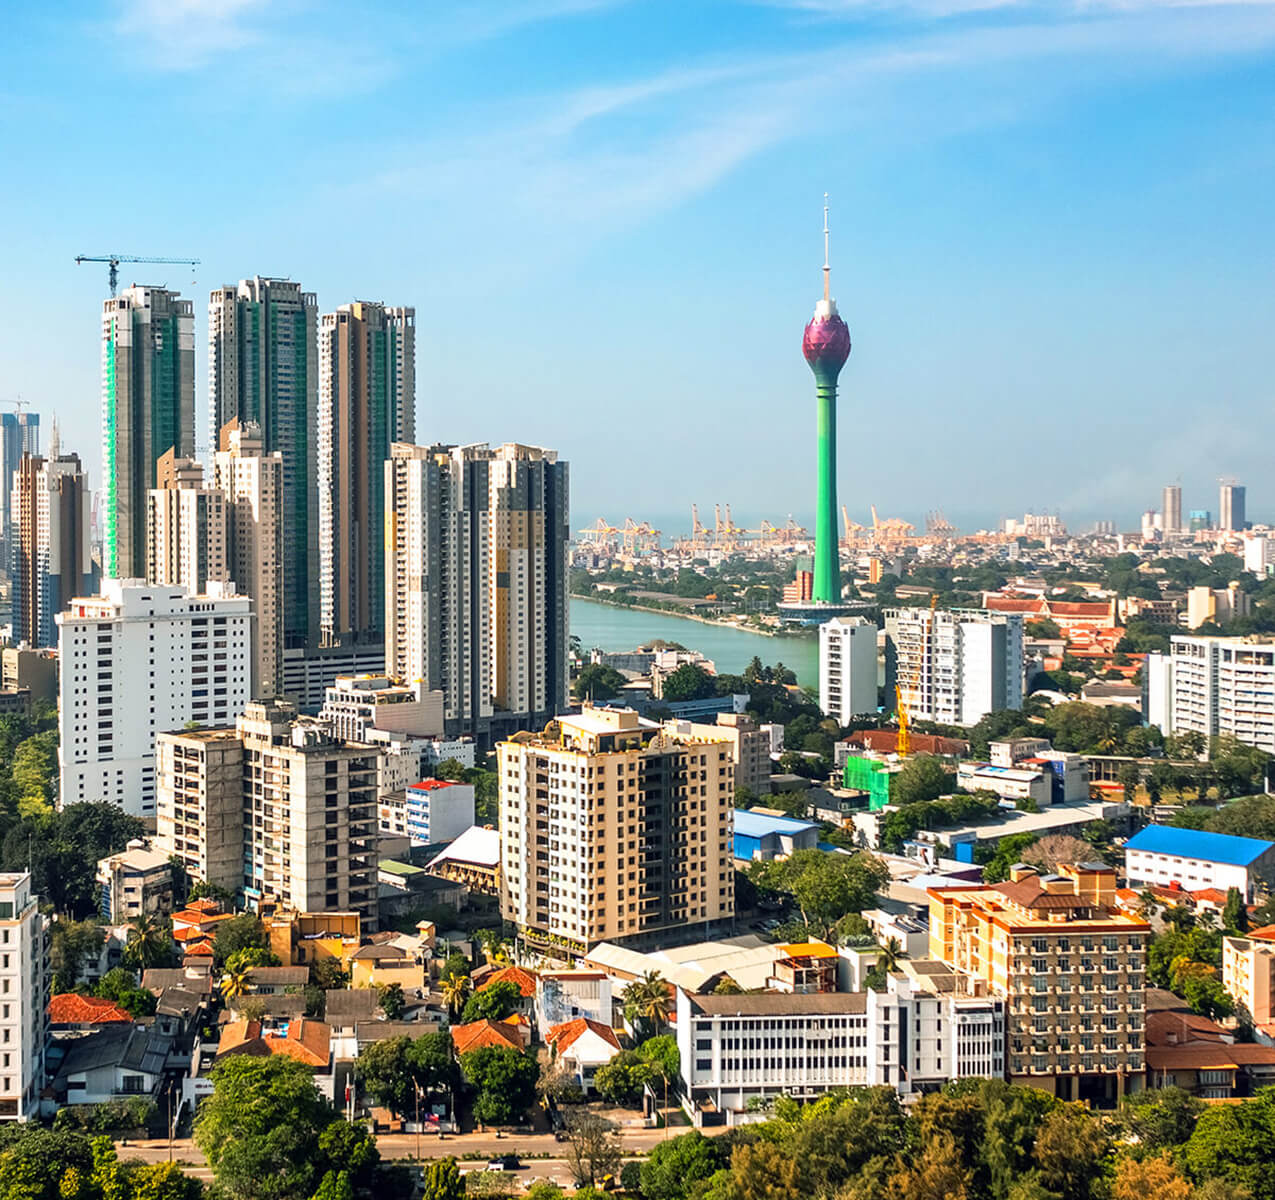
<box><xmin>75</xmin><ymin>253</ymin><xmax>201</xmax><ymax>297</ymax></box>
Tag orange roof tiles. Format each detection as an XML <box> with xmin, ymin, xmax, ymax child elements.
<box><xmin>451</xmin><ymin>1019</ymin><xmax>525</xmax><ymax>1055</ymax></box>
<box><xmin>48</xmin><ymin>993</ymin><xmax>134</xmax><ymax>1024</ymax></box>
<box><xmin>218</xmin><ymin>1017</ymin><xmax>331</xmax><ymax>1067</ymax></box>
<box><xmin>477</xmin><ymin>965</ymin><xmax>538</xmax><ymax>998</ymax></box>
<box><xmin>547</xmin><ymin>1018</ymin><xmax>621</xmax><ymax>1054</ymax></box>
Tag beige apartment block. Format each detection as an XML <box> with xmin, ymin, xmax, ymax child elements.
<box><xmin>500</xmin><ymin>706</ymin><xmax>735</xmax><ymax>956</ymax></box>
<box><xmin>157</xmin><ymin>728</ymin><xmax>245</xmax><ymax>895</ymax></box>
<box><xmin>146</xmin><ymin>452</ymin><xmax>228</xmax><ymax>593</ymax></box>
<box><xmin>1223</xmin><ymin>934</ymin><xmax>1275</xmax><ymax>1026</ymax></box>
<box><xmin>929</xmin><ymin>862</ymin><xmax>1149</xmax><ymax>1103</ymax></box>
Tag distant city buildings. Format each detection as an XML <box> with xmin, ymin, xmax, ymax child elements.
<box><xmin>1162</xmin><ymin>484</ymin><xmax>1183</xmax><ymax>535</ymax></box>
<box><xmin>384</xmin><ymin>441</ymin><xmax>569</xmax><ymax>742</ymax></box>
<box><xmin>819</xmin><ymin>615</ymin><xmax>878</xmax><ymax>724</ymax></box>
<box><xmin>1220</xmin><ymin>481</ymin><xmax>1247</xmax><ymax>532</ymax></box>
<box><xmin>1185</xmin><ymin>583</ymin><xmax>1248</xmax><ymax>630</ymax></box>
<box><xmin>101</xmin><ymin>286</ymin><xmax>196</xmax><ymax>580</ymax></box>
<box><xmin>57</xmin><ymin>579</ymin><xmax>253</xmax><ymax>818</ymax></box>
<box><xmin>146</xmin><ymin>453</ymin><xmax>227</xmax><ymax>594</ymax></box>
<box><xmin>500</xmin><ymin>707</ymin><xmax>735</xmax><ymax>954</ymax></box>
<box><xmin>0</xmin><ymin>411</ymin><xmax>39</xmax><ymax>562</ymax></box>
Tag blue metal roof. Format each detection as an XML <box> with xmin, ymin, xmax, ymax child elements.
<box><xmin>733</xmin><ymin>809</ymin><xmax>819</xmax><ymax>838</ymax></box>
<box><xmin>1125</xmin><ymin>824</ymin><xmax>1275</xmax><ymax>867</ymax></box>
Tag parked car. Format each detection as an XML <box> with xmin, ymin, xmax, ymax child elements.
<box><xmin>487</xmin><ymin>1155</ymin><xmax>521</xmax><ymax>1172</ymax></box>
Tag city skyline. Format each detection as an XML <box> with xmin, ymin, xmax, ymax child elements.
<box><xmin>4</xmin><ymin>2</ymin><xmax>1275</xmax><ymax>531</ymax></box>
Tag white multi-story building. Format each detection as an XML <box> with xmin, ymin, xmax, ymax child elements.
<box><xmin>819</xmin><ymin>616</ymin><xmax>878</xmax><ymax>724</ymax></box>
<box><xmin>95</xmin><ymin>843</ymin><xmax>175</xmax><ymax>922</ymax></box>
<box><xmin>57</xmin><ymin>580</ymin><xmax>253</xmax><ymax>817</ymax></box>
<box><xmin>1149</xmin><ymin>634</ymin><xmax>1275</xmax><ymax>753</ymax></box>
<box><xmin>384</xmin><ymin>442</ymin><xmax>569</xmax><ymax>744</ymax></box>
<box><xmin>0</xmin><ymin>873</ymin><xmax>48</xmax><ymax>1122</ymax></box>
<box><xmin>1124</xmin><ymin>825</ymin><xmax>1275</xmax><ymax>901</ymax></box>
<box><xmin>675</xmin><ymin>967</ymin><xmax>1004</xmax><ymax>1121</ymax></box>
<box><xmin>1244</xmin><ymin>535</ymin><xmax>1275</xmax><ymax>578</ymax></box>
<box><xmin>404</xmin><ymin>779</ymin><xmax>475</xmax><ymax>846</ymax></box>
<box><xmin>318</xmin><ymin>674</ymin><xmax>444</xmax><ymax>742</ymax></box>
<box><xmin>885</xmin><ymin>607</ymin><xmax>1024</xmax><ymax>727</ymax></box>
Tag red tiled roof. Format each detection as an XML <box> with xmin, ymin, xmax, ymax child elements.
<box><xmin>451</xmin><ymin>1019</ymin><xmax>525</xmax><ymax>1055</ymax></box>
<box><xmin>1146</xmin><ymin>1042</ymin><xmax>1275</xmax><ymax>1070</ymax></box>
<box><xmin>477</xmin><ymin>965</ymin><xmax>538</xmax><ymax>998</ymax></box>
<box><xmin>984</xmin><ymin>597</ymin><xmax>1046</xmax><ymax>613</ymax></box>
<box><xmin>218</xmin><ymin>1017</ymin><xmax>331</xmax><ymax>1067</ymax></box>
<box><xmin>48</xmin><ymin>994</ymin><xmax>133</xmax><ymax>1024</ymax></box>
<box><xmin>1249</xmin><ymin>924</ymin><xmax>1275</xmax><ymax>943</ymax></box>
<box><xmin>546</xmin><ymin>1018</ymin><xmax>621</xmax><ymax>1054</ymax></box>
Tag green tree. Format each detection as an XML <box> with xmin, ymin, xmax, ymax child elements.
<box><xmin>1116</xmin><ymin>1087</ymin><xmax>1204</xmax><ymax>1153</ymax></box>
<box><xmin>96</xmin><ymin>966</ymin><xmax>156</xmax><ymax>1018</ymax></box>
<box><xmin>572</xmin><ymin>664</ymin><xmax>627</xmax><ymax>702</ymax></box>
<box><xmin>1033</xmin><ymin>1103</ymin><xmax>1110</xmax><ymax>1200</ymax></box>
<box><xmin>460</xmin><ymin>1046</ymin><xmax>540</xmax><ymax>1126</ymax></box>
<box><xmin>749</xmin><ymin>848</ymin><xmax>888</xmax><ymax>940</ymax></box>
<box><xmin>1223</xmin><ymin>887</ymin><xmax>1250</xmax><ymax>933</ymax></box>
<box><xmin>356</xmin><ymin>1037</ymin><xmax>415</xmax><ymax>1115</ymax></box>
<box><xmin>212</xmin><ymin>914</ymin><xmax>271</xmax><ymax>969</ymax></box>
<box><xmin>660</xmin><ymin>664</ymin><xmax>716</xmax><ymax>702</ymax></box>
<box><xmin>51</xmin><ymin>918</ymin><xmax>104</xmax><ymax>993</ymax></box>
<box><xmin>0</xmin><ymin>1127</ymin><xmax>97</xmax><ymax>1199</ymax></box>
<box><xmin>636</xmin><ymin>1035</ymin><xmax>680</xmax><ymax>1084</ymax></box>
<box><xmin>639</xmin><ymin>1132</ymin><xmax>727</xmax><ymax>1200</ymax></box>
<box><xmin>377</xmin><ymin>982</ymin><xmax>406</xmax><ymax>1020</ymax></box>
<box><xmin>460</xmin><ymin>979</ymin><xmax>520</xmax><ymax>1023</ymax></box>
<box><xmin>440</xmin><ymin>971</ymin><xmax>471</xmax><ymax>1018</ymax></box>
<box><xmin>593</xmin><ymin>1051</ymin><xmax>656</xmax><ymax>1105</ymax></box>
<box><xmin>621</xmin><ymin>970</ymin><xmax>671</xmax><ymax>1039</ymax></box>
<box><xmin>123</xmin><ymin>912</ymin><xmax>175</xmax><ymax>971</ymax></box>
<box><xmin>310</xmin><ymin>1172</ymin><xmax>353</xmax><ymax>1200</ymax></box>
<box><xmin>405</xmin><ymin>1031</ymin><xmax>459</xmax><ymax>1096</ymax></box>
<box><xmin>226</xmin><ymin>946</ymin><xmax>277</xmax><ymax>973</ymax></box>
<box><xmin>1182</xmin><ymin>1089</ymin><xmax>1275</xmax><ymax>1198</ymax></box>
<box><xmin>419</xmin><ymin>1158</ymin><xmax>465</xmax><ymax>1200</ymax></box>
<box><xmin>893</xmin><ymin>755</ymin><xmax>952</xmax><ymax>807</ymax></box>
<box><xmin>129</xmin><ymin>1161</ymin><xmax>206</xmax><ymax>1199</ymax></box>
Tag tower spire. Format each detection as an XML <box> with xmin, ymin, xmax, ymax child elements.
<box><xmin>822</xmin><ymin>192</ymin><xmax>831</xmax><ymax>303</ymax></box>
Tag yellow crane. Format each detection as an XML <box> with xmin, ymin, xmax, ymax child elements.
<box><xmin>896</xmin><ymin>593</ymin><xmax>938</xmax><ymax>757</ymax></box>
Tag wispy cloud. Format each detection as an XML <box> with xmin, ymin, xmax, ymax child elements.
<box><xmin>111</xmin><ymin>0</ymin><xmax>276</xmax><ymax>70</ymax></box>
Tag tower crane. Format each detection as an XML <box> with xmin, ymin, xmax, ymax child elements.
<box><xmin>75</xmin><ymin>253</ymin><xmax>201</xmax><ymax>298</ymax></box>
<box><xmin>1</xmin><ymin>398</ymin><xmax>32</xmax><ymax>417</ymax></box>
<box><xmin>896</xmin><ymin>593</ymin><xmax>938</xmax><ymax>757</ymax></box>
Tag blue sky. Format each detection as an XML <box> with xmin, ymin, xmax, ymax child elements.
<box><xmin>3</xmin><ymin>0</ymin><xmax>1274</xmax><ymax>535</ymax></box>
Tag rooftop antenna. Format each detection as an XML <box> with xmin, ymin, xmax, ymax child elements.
<box><xmin>822</xmin><ymin>192</ymin><xmax>831</xmax><ymax>303</ymax></box>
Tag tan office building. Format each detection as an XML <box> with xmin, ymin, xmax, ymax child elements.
<box><xmin>146</xmin><ymin>453</ymin><xmax>228</xmax><ymax>593</ymax></box>
<box><xmin>1223</xmin><ymin>933</ymin><xmax>1275</xmax><ymax>1027</ymax></box>
<box><xmin>929</xmin><ymin>862</ymin><xmax>1149</xmax><ymax>1103</ymax></box>
<box><xmin>500</xmin><ymin>706</ymin><xmax>735</xmax><ymax>956</ymax></box>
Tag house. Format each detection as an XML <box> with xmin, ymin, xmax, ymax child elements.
<box><xmin>48</xmin><ymin>1024</ymin><xmax>172</xmax><ymax>1108</ymax></box>
<box><xmin>142</xmin><ymin>963</ymin><xmax>213</xmax><ymax>997</ymax></box>
<box><xmin>450</xmin><ymin>1018</ymin><xmax>527</xmax><ymax>1055</ymax></box>
<box><xmin>47</xmin><ymin>994</ymin><xmax>134</xmax><ymax>1029</ymax></box>
<box><xmin>1145</xmin><ymin>989</ymin><xmax>1275</xmax><ymax>1097</ymax></box>
<box><xmin>1124</xmin><ymin>825</ymin><xmax>1275</xmax><ymax>901</ymax></box>
<box><xmin>325</xmin><ymin>988</ymin><xmax>381</xmax><ymax>1039</ymax></box>
<box><xmin>546</xmin><ymin>1018</ymin><xmax>621</xmax><ymax>1093</ymax></box>
<box><xmin>733</xmin><ymin>810</ymin><xmax>820</xmax><ymax>863</ymax></box>
<box><xmin>536</xmin><ymin>971</ymin><xmax>613</xmax><ymax>1039</ymax></box>
<box><xmin>349</xmin><ymin>944</ymin><xmax>427</xmax><ymax>991</ymax></box>
<box><xmin>244</xmin><ymin>966</ymin><xmax>309</xmax><ymax>995</ymax></box>
<box><xmin>95</xmin><ymin>843</ymin><xmax>175</xmax><ymax>922</ymax></box>
<box><xmin>262</xmin><ymin>906</ymin><xmax>361</xmax><ymax>968</ymax></box>
<box><xmin>475</xmin><ymin>965</ymin><xmax>538</xmax><ymax>1018</ymax></box>
<box><xmin>215</xmin><ymin>1017</ymin><xmax>334</xmax><ymax>1101</ymax></box>
<box><xmin>425</xmin><ymin>825</ymin><xmax>501</xmax><ymax>896</ymax></box>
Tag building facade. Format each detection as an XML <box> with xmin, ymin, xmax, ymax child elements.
<box><xmin>1223</xmin><ymin>934</ymin><xmax>1275</xmax><ymax>1028</ymax></box>
<box><xmin>1162</xmin><ymin>484</ymin><xmax>1183</xmax><ymax>536</ymax></box>
<box><xmin>156</xmin><ymin>702</ymin><xmax>379</xmax><ymax>923</ymax></box>
<box><xmin>146</xmin><ymin>454</ymin><xmax>228</xmax><ymax>594</ymax></box>
<box><xmin>1220</xmin><ymin>482</ymin><xmax>1247</xmax><ymax>533</ymax></box>
<box><xmin>57</xmin><ymin>580</ymin><xmax>253</xmax><ymax>818</ymax></box>
<box><xmin>0</xmin><ymin>874</ymin><xmax>47</xmax><ymax>1122</ymax></box>
<box><xmin>819</xmin><ymin>615</ymin><xmax>878</xmax><ymax>724</ymax></box>
<box><xmin>404</xmin><ymin>779</ymin><xmax>474</xmax><ymax>846</ymax></box>
<box><xmin>384</xmin><ymin>442</ymin><xmax>569</xmax><ymax>742</ymax></box>
<box><xmin>929</xmin><ymin>863</ymin><xmax>1148</xmax><ymax>1104</ymax></box>
<box><xmin>209</xmin><ymin>277</ymin><xmax>318</xmax><ymax>651</ymax></box>
<box><xmin>886</xmin><ymin>607</ymin><xmax>1024</xmax><ymax>726</ymax></box>
<box><xmin>213</xmin><ymin>422</ymin><xmax>284</xmax><ymax>698</ymax></box>
<box><xmin>10</xmin><ymin>450</ymin><xmax>93</xmax><ymax>648</ymax></box>
<box><xmin>0</xmin><ymin>411</ymin><xmax>38</xmax><ymax>561</ymax></box>
<box><xmin>500</xmin><ymin>707</ymin><xmax>735</xmax><ymax>954</ymax></box>
<box><xmin>95</xmin><ymin>844</ymin><xmax>175</xmax><ymax>923</ymax></box>
<box><xmin>1124</xmin><ymin>825</ymin><xmax>1275</xmax><ymax>901</ymax></box>
<box><xmin>101</xmin><ymin>286</ymin><xmax>196</xmax><ymax>580</ymax></box>
<box><xmin>318</xmin><ymin>302</ymin><xmax>415</xmax><ymax>645</ymax></box>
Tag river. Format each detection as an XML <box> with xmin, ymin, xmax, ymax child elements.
<box><xmin>570</xmin><ymin>596</ymin><xmax>819</xmax><ymax>687</ymax></box>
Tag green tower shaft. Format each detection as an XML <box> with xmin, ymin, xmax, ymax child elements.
<box><xmin>813</xmin><ymin>374</ymin><xmax>839</xmax><ymax>604</ymax></box>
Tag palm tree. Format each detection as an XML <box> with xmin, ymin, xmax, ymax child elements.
<box><xmin>622</xmin><ymin>971</ymin><xmax>670</xmax><ymax>1038</ymax></box>
<box><xmin>878</xmin><ymin>936</ymin><xmax>903</xmax><ymax>975</ymax></box>
<box><xmin>123</xmin><ymin>912</ymin><xmax>173</xmax><ymax>971</ymax></box>
<box><xmin>440</xmin><ymin>971</ymin><xmax>471</xmax><ymax>1019</ymax></box>
<box><xmin>219</xmin><ymin>963</ymin><xmax>255</xmax><ymax>1003</ymax></box>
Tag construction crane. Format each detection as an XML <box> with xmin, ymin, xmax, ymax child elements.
<box><xmin>842</xmin><ymin>505</ymin><xmax>866</xmax><ymax>545</ymax></box>
<box><xmin>896</xmin><ymin>593</ymin><xmax>938</xmax><ymax>757</ymax></box>
<box><xmin>75</xmin><ymin>253</ymin><xmax>201</xmax><ymax>298</ymax></box>
<box><xmin>1</xmin><ymin>398</ymin><xmax>32</xmax><ymax>417</ymax></box>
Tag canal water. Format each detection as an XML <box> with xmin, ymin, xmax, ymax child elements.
<box><xmin>570</xmin><ymin>596</ymin><xmax>819</xmax><ymax>687</ymax></box>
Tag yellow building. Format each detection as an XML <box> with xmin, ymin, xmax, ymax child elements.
<box><xmin>928</xmin><ymin>862</ymin><xmax>1149</xmax><ymax>1103</ymax></box>
<box><xmin>1223</xmin><ymin>934</ymin><xmax>1275</xmax><ymax>1027</ymax></box>
<box><xmin>262</xmin><ymin>905</ymin><xmax>361</xmax><ymax>968</ymax></box>
<box><xmin>349</xmin><ymin>943</ymin><xmax>427</xmax><ymax>991</ymax></box>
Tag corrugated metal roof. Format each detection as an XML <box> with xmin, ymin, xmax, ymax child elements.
<box><xmin>1126</xmin><ymin>824</ymin><xmax>1275</xmax><ymax>867</ymax></box>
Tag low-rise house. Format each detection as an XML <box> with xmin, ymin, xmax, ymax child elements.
<box><xmin>378</xmin><ymin>860</ymin><xmax>467</xmax><ymax>916</ymax></box>
<box><xmin>1125</xmin><ymin>825</ymin><xmax>1275</xmax><ymax>901</ymax></box>
<box><xmin>325</xmin><ymin>988</ymin><xmax>380</xmax><ymax>1040</ymax></box>
<box><xmin>95</xmin><ymin>843</ymin><xmax>175</xmax><ymax>922</ymax></box>
<box><xmin>767</xmin><ymin>942</ymin><xmax>839</xmax><ymax>994</ymax></box>
<box><xmin>536</xmin><ymin>971</ymin><xmax>613</xmax><ymax>1039</ymax></box>
<box><xmin>349</xmin><ymin>944</ymin><xmax>426</xmax><ymax>992</ymax></box>
<box><xmin>450</xmin><ymin>1018</ymin><xmax>526</xmax><ymax>1055</ymax></box>
<box><xmin>733</xmin><ymin>810</ymin><xmax>820</xmax><ymax>863</ymax></box>
<box><xmin>545</xmin><ymin>1018</ymin><xmax>621</xmax><ymax>1093</ymax></box>
<box><xmin>1145</xmin><ymin>990</ymin><xmax>1275</xmax><ymax>1097</ymax></box>
<box><xmin>141</xmin><ymin>963</ymin><xmax>213</xmax><ymax>998</ymax></box>
<box><xmin>48</xmin><ymin>1024</ymin><xmax>172</xmax><ymax>1108</ymax></box>
<box><xmin>262</xmin><ymin>907</ymin><xmax>360</xmax><ymax>968</ymax></box>
<box><xmin>475</xmin><ymin>965</ymin><xmax>538</xmax><ymax>1018</ymax></box>
<box><xmin>47</xmin><ymin>994</ymin><xmax>133</xmax><ymax>1029</ymax></box>
<box><xmin>215</xmin><ymin>1017</ymin><xmax>334</xmax><ymax>1101</ymax></box>
<box><xmin>244</xmin><ymin>966</ymin><xmax>309</xmax><ymax>995</ymax></box>
<box><xmin>425</xmin><ymin>826</ymin><xmax>501</xmax><ymax>896</ymax></box>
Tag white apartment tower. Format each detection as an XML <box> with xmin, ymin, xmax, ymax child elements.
<box><xmin>146</xmin><ymin>453</ymin><xmax>228</xmax><ymax>594</ymax></box>
<box><xmin>156</xmin><ymin>701</ymin><xmax>379</xmax><ymax>923</ymax></box>
<box><xmin>819</xmin><ymin>616</ymin><xmax>878</xmax><ymax>724</ymax></box>
<box><xmin>57</xmin><ymin>580</ymin><xmax>253</xmax><ymax>818</ymax></box>
<box><xmin>0</xmin><ymin>874</ymin><xmax>48</xmax><ymax>1122</ymax></box>
<box><xmin>384</xmin><ymin>442</ymin><xmax>569</xmax><ymax>743</ymax></box>
<box><xmin>885</xmin><ymin>607</ymin><xmax>1024</xmax><ymax>726</ymax></box>
<box><xmin>500</xmin><ymin>707</ymin><xmax>735</xmax><ymax>955</ymax></box>
<box><xmin>214</xmin><ymin>421</ymin><xmax>284</xmax><ymax>698</ymax></box>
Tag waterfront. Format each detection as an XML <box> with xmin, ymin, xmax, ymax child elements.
<box><xmin>570</xmin><ymin>597</ymin><xmax>819</xmax><ymax>686</ymax></box>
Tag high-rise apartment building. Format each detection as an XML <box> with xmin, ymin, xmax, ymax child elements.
<box><xmin>0</xmin><ymin>873</ymin><xmax>48</xmax><ymax>1122</ymax></box>
<box><xmin>1162</xmin><ymin>484</ymin><xmax>1183</xmax><ymax>535</ymax></box>
<box><xmin>500</xmin><ymin>706</ymin><xmax>735</xmax><ymax>955</ymax></box>
<box><xmin>10</xmin><ymin>450</ymin><xmax>93</xmax><ymax>648</ymax></box>
<box><xmin>318</xmin><ymin>302</ymin><xmax>415</xmax><ymax>644</ymax></box>
<box><xmin>929</xmin><ymin>862</ymin><xmax>1149</xmax><ymax>1102</ymax></box>
<box><xmin>819</xmin><ymin>615</ymin><xmax>879</xmax><ymax>724</ymax></box>
<box><xmin>0</xmin><ymin>412</ymin><xmax>39</xmax><ymax>560</ymax></box>
<box><xmin>102</xmin><ymin>286</ymin><xmax>196</xmax><ymax>580</ymax></box>
<box><xmin>156</xmin><ymin>701</ymin><xmax>378</xmax><ymax>923</ymax></box>
<box><xmin>210</xmin><ymin>278</ymin><xmax>318</xmax><ymax>651</ymax></box>
<box><xmin>384</xmin><ymin>442</ymin><xmax>568</xmax><ymax>742</ymax></box>
<box><xmin>146</xmin><ymin>452</ymin><xmax>228</xmax><ymax>593</ymax></box>
<box><xmin>57</xmin><ymin>580</ymin><xmax>253</xmax><ymax>818</ymax></box>
<box><xmin>214</xmin><ymin>422</ymin><xmax>284</xmax><ymax>698</ymax></box>
<box><xmin>1220</xmin><ymin>481</ymin><xmax>1247</xmax><ymax>533</ymax></box>
<box><xmin>885</xmin><ymin>607</ymin><xmax>1024</xmax><ymax>726</ymax></box>
<box><xmin>1145</xmin><ymin>634</ymin><xmax>1275</xmax><ymax>753</ymax></box>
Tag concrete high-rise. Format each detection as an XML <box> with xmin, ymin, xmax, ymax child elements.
<box><xmin>214</xmin><ymin>421</ymin><xmax>284</xmax><ymax>699</ymax></box>
<box><xmin>10</xmin><ymin>449</ymin><xmax>93</xmax><ymax>649</ymax></box>
<box><xmin>500</xmin><ymin>706</ymin><xmax>735</xmax><ymax>954</ymax></box>
<box><xmin>384</xmin><ymin>441</ymin><xmax>569</xmax><ymax>742</ymax></box>
<box><xmin>156</xmin><ymin>700</ymin><xmax>379</xmax><ymax>923</ymax></box>
<box><xmin>1221</xmin><ymin>481</ymin><xmax>1247</xmax><ymax>532</ymax></box>
<box><xmin>819</xmin><ymin>615</ymin><xmax>878</xmax><ymax>724</ymax></box>
<box><xmin>0</xmin><ymin>412</ymin><xmax>39</xmax><ymax>560</ymax></box>
<box><xmin>318</xmin><ymin>302</ymin><xmax>415</xmax><ymax>645</ymax></box>
<box><xmin>102</xmin><ymin>286</ymin><xmax>196</xmax><ymax>580</ymax></box>
<box><xmin>0</xmin><ymin>873</ymin><xmax>48</xmax><ymax>1122</ymax></box>
<box><xmin>802</xmin><ymin>199</ymin><xmax>851</xmax><ymax>606</ymax></box>
<box><xmin>146</xmin><ymin>453</ymin><xmax>228</xmax><ymax>594</ymax></box>
<box><xmin>209</xmin><ymin>278</ymin><xmax>318</xmax><ymax>650</ymax></box>
<box><xmin>1162</xmin><ymin>484</ymin><xmax>1183</xmax><ymax>535</ymax></box>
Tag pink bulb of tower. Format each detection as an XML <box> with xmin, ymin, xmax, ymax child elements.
<box><xmin>803</xmin><ymin>313</ymin><xmax>851</xmax><ymax>370</ymax></box>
